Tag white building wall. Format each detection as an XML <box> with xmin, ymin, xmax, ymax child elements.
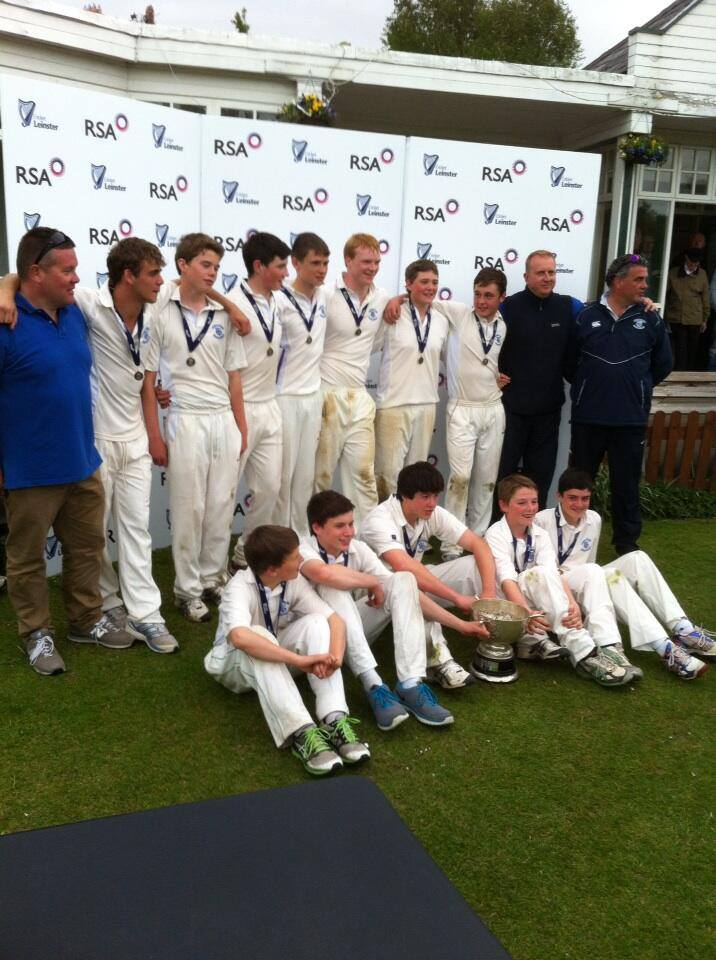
<box><xmin>628</xmin><ymin>0</ymin><xmax>716</xmax><ymax>96</ymax></box>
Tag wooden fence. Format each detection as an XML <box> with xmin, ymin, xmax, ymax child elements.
<box><xmin>645</xmin><ymin>410</ymin><xmax>716</xmax><ymax>490</ymax></box>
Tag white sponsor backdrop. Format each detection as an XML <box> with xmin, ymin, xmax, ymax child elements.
<box><xmin>1</xmin><ymin>75</ymin><xmax>599</xmax><ymax>574</ymax></box>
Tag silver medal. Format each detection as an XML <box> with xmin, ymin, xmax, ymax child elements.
<box><xmin>482</xmin><ymin>358</ymin><xmax>489</xmax><ymax>366</ymax></box>
<box><xmin>354</xmin><ymin>328</ymin><xmax>362</xmax><ymax>336</ymax></box>
<box><xmin>306</xmin><ymin>335</ymin><xmax>313</xmax><ymax>344</ymax></box>
<box><xmin>186</xmin><ymin>356</ymin><xmax>196</xmax><ymax>367</ymax></box>
<box><xmin>267</xmin><ymin>347</ymin><xmax>274</xmax><ymax>356</ymax></box>
<box><xmin>134</xmin><ymin>371</ymin><xmax>144</xmax><ymax>381</ymax></box>
<box><xmin>418</xmin><ymin>356</ymin><xmax>424</xmax><ymax>364</ymax></box>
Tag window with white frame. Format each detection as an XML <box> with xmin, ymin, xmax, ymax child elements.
<box><xmin>678</xmin><ymin>147</ymin><xmax>711</xmax><ymax>197</ymax></box>
<box><xmin>640</xmin><ymin>147</ymin><xmax>674</xmax><ymax>194</ymax></box>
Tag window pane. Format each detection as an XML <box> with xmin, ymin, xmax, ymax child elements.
<box><xmin>256</xmin><ymin>110</ymin><xmax>276</xmax><ymax>120</ymax></box>
<box><xmin>681</xmin><ymin>148</ymin><xmax>695</xmax><ymax>171</ymax></box>
<box><xmin>695</xmin><ymin>149</ymin><xmax>711</xmax><ymax>172</ymax></box>
<box><xmin>221</xmin><ymin>107</ymin><xmax>253</xmax><ymax>118</ymax></box>
<box><xmin>657</xmin><ymin>170</ymin><xmax>673</xmax><ymax>192</ymax></box>
<box><xmin>634</xmin><ymin>198</ymin><xmax>670</xmax><ymax>299</ymax></box>
<box><xmin>174</xmin><ymin>103</ymin><xmax>206</xmax><ymax>114</ymax></box>
<box><xmin>642</xmin><ymin>168</ymin><xmax>657</xmax><ymax>192</ymax></box>
<box><xmin>694</xmin><ymin>173</ymin><xmax>708</xmax><ymax>195</ymax></box>
<box><xmin>679</xmin><ymin>172</ymin><xmax>693</xmax><ymax>194</ymax></box>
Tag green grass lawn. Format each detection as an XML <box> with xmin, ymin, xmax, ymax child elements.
<box><xmin>2</xmin><ymin>520</ymin><xmax>715</xmax><ymax>960</ymax></box>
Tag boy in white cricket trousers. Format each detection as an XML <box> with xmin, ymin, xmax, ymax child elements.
<box><xmin>373</xmin><ymin>259</ymin><xmax>449</xmax><ymax>501</ymax></box>
<box><xmin>437</xmin><ymin>267</ymin><xmax>509</xmax><ymax>554</ymax></box>
<box><xmin>274</xmin><ymin>233</ymin><xmax>330</xmax><ymax>539</ymax></box>
<box><xmin>301</xmin><ymin>491</ymin><xmax>491</xmax><ymax>729</ymax></box>
<box><xmin>486</xmin><ymin>474</ymin><xmax>636</xmax><ymax>687</ymax></box>
<box><xmin>227</xmin><ymin>233</ymin><xmax>291</xmax><ymax>569</ymax></box>
<box><xmin>535</xmin><ymin>468</ymin><xmax>713</xmax><ymax>680</ymax></box>
<box><xmin>314</xmin><ymin>233</ymin><xmax>391</xmax><ymax>523</ymax></box>
<box><xmin>204</xmin><ymin>525</ymin><xmax>370</xmax><ymax>776</ymax></box>
<box><xmin>360</xmin><ymin>461</ymin><xmax>498</xmax><ymax>690</ymax></box>
<box><xmin>142</xmin><ymin>234</ymin><xmax>248</xmax><ymax>623</ymax></box>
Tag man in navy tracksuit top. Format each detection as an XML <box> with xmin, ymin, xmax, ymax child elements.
<box><xmin>570</xmin><ymin>254</ymin><xmax>672</xmax><ymax>556</ymax></box>
<box><xmin>497</xmin><ymin>250</ymin><xmax>580</xmax><ymax>509</ymax></box>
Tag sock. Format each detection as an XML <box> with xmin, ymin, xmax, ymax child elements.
<box><xmin>359</xmin><ymin>668</ymin><xmax>382</xmax><ymax>692</ymax></box>
<box><xmin>650</xmin><ymin>637</ymin><xmax>670</xmax><ymax>655</ymax></box>
<box><xmin>668</xmin><ymin>618</ymin><xmax>694</xmax><ymax>636</ymax></box>
<box><xmin>396</xmin><ymin>676</ymin><xmax>420</xmax><ymax>690</ymax></box>
<box><xmin>323</xmin><ymin>711</ymin><xmax>346</xmax><ymax>726</ymax></box>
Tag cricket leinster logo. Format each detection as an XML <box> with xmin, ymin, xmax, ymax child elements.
<box><xmin>222</xmin><ymin>273</ymin><xmax>238</xmax><ymax>294</ymax></box>
<box><xmin>423</xmin><ymin>153</ymin><xmax>439</xmax><ymax>176</ymax></box>
<box><xmin>417</xmin><ymin>242</ymin><xmax>432</xmax><ymax>258</ymax></box>
<box><xmin>550</xmin><ymin>165</ymin><xmax>566</xmax><ymax>188</ymax></box>
<box><xmin>155</xmin><ymin>223</ymin><xmax>169</xmax><ymax>247</ymax></box>
<box><xmin>483</xmin><ymin>203</ymin><xmax>499</xmax><ymax>225</ymax></box>
<box><xmin>96</xmin><ymin>271</ymin><xmax>109</xmax><ymax>288</ymax></box>
<box><xmin>24</xmin><ymin>212</ymin><xmax>41</xmax><ymax>231</ymax></box>
<box><xmin>292</xmin><ymin>139</ymin><xmax>308</xmax><ymax>162</ymax></box>
<box><xmin>91</xmin><ymin>163</ymin><xmax>107</xmax><ymax>190</ymax></box>
<box><xmin>356</xmin><ymin>194</ymin><xmax>371</xmax><ymax>216</ymax></box>
<box><xmin>152</xmin><ymin>123</ymin><xmax>166</xmax><ymax>148</ymax></box>
<box><xmin>223</xmin><ymin>180</ymin><xmax>239</xmax><ymax>204</ymax></box>
<box><xmin>18</xmin><ymin>99</ymin><xmax>36</xmax><ymax>127</ymax></box>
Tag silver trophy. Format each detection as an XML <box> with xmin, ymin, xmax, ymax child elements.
<box><xmin>469</xmin><ymin>598</ymin><xmax>531</xmax><ymax>683</ymax></box>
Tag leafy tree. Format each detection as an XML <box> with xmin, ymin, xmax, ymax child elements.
<box><xmin>232</xmin><ymin>8</ymin><xmax>250</xmax><ymax>33</ymax></box>
<box><xmin>383</xmin><ymin>0</ymin><xmax>582</xmax><ymax>68</ymax></box>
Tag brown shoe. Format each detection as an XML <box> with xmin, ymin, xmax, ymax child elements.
<box><xmin>68</xmin><ymin>614</ymin><xmax>135</xmax><ymax>649</ymax></box>
<box><xmin>25</xmin><ymin>629</ymin><xmax>66</xmax><ymax>676</ymax></box>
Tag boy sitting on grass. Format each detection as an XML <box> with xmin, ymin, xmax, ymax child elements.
<box><xmin>485</xmin><ymin>474</ymin><xmax>635</xmax><ymax>688</ymax></box>
<box><xmin>204</xmin><ymin>524</ymin><xmax>369</xmax><ymax>776</ymax></box>
<box><xmin>535</xmin><ymin>468</ymin><xmax>713</xmax><ymax>680</ymax></box>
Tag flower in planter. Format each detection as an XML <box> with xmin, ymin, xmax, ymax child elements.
<box><xmin>619</xmin><ymin>133</ymin><xmax>668</xmax><ymax>165</ymax></box>
<box><xmin>277</xmin><ymin>92</ymin><xmax>336</xmax><ymax>127</ymax></box>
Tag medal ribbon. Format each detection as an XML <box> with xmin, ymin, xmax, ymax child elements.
<box><xmin>256</xmin><ymin>578</ymin><xmax>287</xmax><ymax>638</ymax></box>
<box><xmin>241</xmin><ymin>283</ymin><xmax>275</xmax><ymax>346</ymax></box>
<box><xmin>555</xmin><ymin>507</ymin><xmax>580</xmax><ymax>566</ymax></box>
<box><xmin>340</xmin><ymin>287</ymin><xmax>369</xmax><ymax>332</ymax></box>
<box><xmin>402</xmin><ymin>526</ymin><xmax>421</xmax><ymax>558</ymax></box>
<box><xmin>512</xmin><ymin>532</ymin><xmax>534</xmax><ymax>574</ymax></box>
<box><xmin>409</xmin><ymin>300</ymin><xmax>432</xmax><ymax>357</ymax></box>
<box><xmin>176</xmin><ymin>302</ymin><xmax>215</xmax><ymax>354</ymax></box>
<box><xmin>280</xmin><ymin>286</ymin><xmax>317</xmax><ymax>335</ymax></box>
<box><xmin>474</xmin><ymin>313</ymin><xmax>498</xmax><ymax>357</ymax></box>
<box><xmin>318</xmin><ymin>545</ymin><xmax>349</xmax><ymax>567</ymax></box>
<box><xmin>115</xmin><ymin>309</ymin><xmax>144</xmax><ymax>367</ymax></box>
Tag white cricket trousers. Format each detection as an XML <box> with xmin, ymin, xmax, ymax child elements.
<box><xmin>562</xmin><ymin>563</ymin><xmax>621</xmax><ymax>648</ymax></box>
<box><xmin>97</xmin><ymin>436</ymin><xmax>162</xmax><ymax>623</ymax></box>
<box><xmin>203</xmin><ymin>616</ymin><xmax>349</xmax><ymax>747</ymax></box>
<box><xmin>167</xmin><ymin>409</ymin><xmax>241</xmax><ymax>600</ymax></box>
<box><xmin>444</xmin><ymin>400</ymin><xmax>505</xmax><ymax>545</ymax></box>
<box><xmin>512</xmin><ymin>566</ymin><xmax>595</xmax><ymax>664</ymax></box>
<box><xmin>374</xmin><ymin>403</ymin><xmax>436</xmax><ymax>501</ymax></box>
<box><xmin>602</xmin><ymin>550</ymin><xmax>685</xmax><ymax>650</ymax></box>
<box><xmin>275</xmin><ymin>391</ymin><xmax>322</xmax><ymax>539</ymax></box>
<box><xmin>315</xmin><ymin>571</ymin><xmax>451</xmax><ymax>682</ymax></box>
<box><xmin>232</xmin><ymin>399</ymin><xmax>283</xmax><ymax>568</ymax></box>
<box><xmin>314</xmin><ymin>385</ymin><xmax>378</xmax><ymax>524</ymax></box>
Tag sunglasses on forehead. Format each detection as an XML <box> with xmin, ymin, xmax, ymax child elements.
<box><xmin>32</xmin><ymin>230</ymin><xmax>74</xmax><ymax>266</ymax></box>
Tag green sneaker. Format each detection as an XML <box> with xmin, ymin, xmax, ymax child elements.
<box><xmin>291</xmin><ymin>725</ymin><xmax>343</xmax><ymax>776</ymax></box>
<box><xmin>576</xmin><ymin>648</ymin><xmax>630</xmax><ymax>687</ymax></box>
<box><xmin>323</xmin><ymin>715</ymin><xmax>370</xmax><ymax>765</ymax></box>
<box><xmin>601</xmin><ymin>642</ymin><xmax>643</xmax><ymax>681</ymax></box>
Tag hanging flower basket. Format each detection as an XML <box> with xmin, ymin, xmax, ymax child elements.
<box><xmin>277</xmin><ymin>93</ymin><xmax>336</xmax><ymax>127</ymax></box>
<box><xmin>618</xmin><ymin>133</ymin><xmax>667</xmax><ymax>165</ymax></box>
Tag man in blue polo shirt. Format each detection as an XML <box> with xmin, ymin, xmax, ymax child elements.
<box><xmin>0</xmin><ymin>227</ymin><xmax>133</xmax><ymax>675</ymax></box>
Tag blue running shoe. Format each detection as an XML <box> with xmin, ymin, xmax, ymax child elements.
<box><xmin>396</xmin><ymin>682</ymin><xmax>454</xmax><ymax>727</ymax></box>
<box><xmin>367</xmin><ymin>683</ymin><xmax>410</xmax><ymax>731</ymax></box>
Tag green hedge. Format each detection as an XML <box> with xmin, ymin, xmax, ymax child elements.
<box><xmin>591</xmin><ymin>468</ymin><xmax>716</xmax><ymax>520</ymax></box>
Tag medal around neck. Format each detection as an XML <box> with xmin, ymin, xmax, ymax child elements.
<box><xmin>469</xmin><ymin>598</ymin><xmax>530</xmax><ymax>683</ymax></box>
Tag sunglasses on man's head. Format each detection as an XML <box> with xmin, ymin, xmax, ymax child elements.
<box><xmin>32</xmin><ymin>231</ymin><xmax>74</xmax><ymax>266</ymax></box>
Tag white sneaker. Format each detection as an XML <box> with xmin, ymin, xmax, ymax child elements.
<box><xmin>576</xmin><ymin>649</ymin><xmax>629</xmax><ymax>687</ymax></box>
<box><xmin>324</xmin><ymin>716</ymin><xmax>370</xmax><ymax>765</ymax></box>
<box><xmin>662</xmin><ymin>641</ymin><xmax>709</xmax><ymax>680</ymax></box>
<box><xmin>601</xmin><ymin>642</ymin><xmax>643</xmax><ymax>681</ymax></box>
<box><xmin>175</xmin><ymin>597</ymin><xmax>211</xmax><ymax>623</ymax></box>
<box><xmin>426</xmin><ymin>659</ymin><xmax>476</xmax><ymax>689</ymax></box>
<box><xmin>515</xmin><ymin>635</ymin><xmax>567</xmax><ymax>660</ymax></box>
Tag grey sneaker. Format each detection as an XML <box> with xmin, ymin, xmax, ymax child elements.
<box><xmin>174</xmin><ymin>597</ymin><xmax>211</xmax><ymax>623</ymax></box>
<box><xmin>367</xmin><ymin>683</ymin><xmax>409</xmax><ymax>731</ymax></box>
<box><xmin>662</xmin><ymin>640</ymin><xmax>709</xmax><ymax>680</ymax></box>
<box><xmin>396</xmin><ymin>682</ymin><xmax>454</xmax><ymax>727</ymax></box>
<box><xmin>68</xmin><ymin>614</ymin><xmax>135</xmax><ymax>649</ymax></box>
<box><xmin>291</xmin><ymin>725</ymin><xmax>343</xmax><ymax>776</ymax></box>
<box><xmin>25</xmin><ymin>629</ymin><xmax>66</xmax><ymax>676</ymax></box>
<box><xmin>515</xmin><ymin>635</ymin><xmax>568</xmax><ymax>660</ymax></box>
<box><xmin>576</xmin><ymin>648</ymin><xmax>630</xmax><ymax>687</ymax></box>
<box><xmin>127</xmin><ymin>620</ymin><xmax>179</xmax><ymax>654</ymax></box>
<box><xmin>602</xmin><ymin>642</ymin><xmax>643</xmax><ymax>681</ymax></box>
<box><xmin>323</xmin><ymin>716</ymin><xmax>370</xmax><ymax>765</ymax></box>
<box><xmin>104</xmin><ymin>604</ymin><xmax>128</xmax><ymax>629</ymax></box>
<box><xmin>426</xmin><ymin>659</ymin><xmax>476</xmax><ymax>690</ymax></box>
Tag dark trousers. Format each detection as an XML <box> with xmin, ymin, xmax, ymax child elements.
<box><xmin>570</xmin><ymin>423</ymin><xmax>646</xmax><ymax>555</ymax></box>
<box><xmin>496</xmin><ymin>409</ymin><xmax>562</xmax><ymax>510</ymax></box>
<box><xmin>671</xmin><ymin>323</ymin><xmax>702</xmax><ymax>371</ymax></box>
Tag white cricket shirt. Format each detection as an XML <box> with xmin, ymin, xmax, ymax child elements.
<box><xmin>436</xmin><ymin>301</ymin><xmax>505</xmax><ymax>404</ymax></box>
<box><xmin>534</xmin><ymin>506</ymin><xmax>602</xmax><ymax>570</ymax></box>
<box><xmin>485</xmin><ymin>516</ymin><xmax>558</xmax><ymax>585</ymax></box>
<box><xmin>226</xmin><ymin>283</ymin><xmax>282</xmax><ymax>403</ymax></box>
<box><xmin>373</xmin><ymin>301</ymin><xmax>449</xmax><ymax>408</ymax></box>
<box><xmin>275</xmin><ymin>283</ymin><xmax>327</xmax><ymax>396</ymax></box>
<box><xmin>360</xmin><ymin>495</ymin><xmax>467</xmax><ymax>564</ymax></box>
<box><xmin>320</xmin><ymin>280</ymin><xmax>390</xmax><ymax>388</ymax></box>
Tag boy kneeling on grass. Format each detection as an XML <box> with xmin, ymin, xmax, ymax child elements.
<box><xmin>204</xmin><ymin>524</ymin><xmax>369</xmax><ymax>776</ymax></box>
<box><xmin>485</xmin><ymin>475</ymin><xmax>636</xmax><ymax>688</ymax></box>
